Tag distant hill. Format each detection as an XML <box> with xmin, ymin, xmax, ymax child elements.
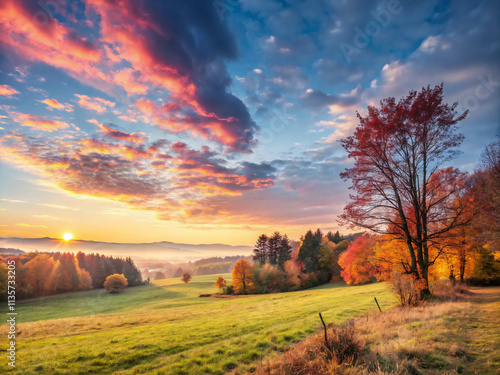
<box><xmin>0</xmin><ymin>247</ymin><xmax>25</xmax><ymax>255</ymax></box>
<box><xmin>0</xmin><ymin>237</ymin><xmax>253</xmax><ymax>262</ymax></box>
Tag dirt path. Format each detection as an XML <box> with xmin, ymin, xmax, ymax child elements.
<box><xmin>464</xmin><ymin>286</ymin><xmax>500</xmax><ymax>374</ymax></box>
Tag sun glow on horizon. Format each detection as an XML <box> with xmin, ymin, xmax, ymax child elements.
<box><xmin>63</xmin><ymin>233</ymin><xmax>73</xmax><ymax>241</ymax></box>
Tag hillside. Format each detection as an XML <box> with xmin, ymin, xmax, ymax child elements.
<box><xmin>0</xmin><ymin>276</ymin><xmax>395</xmax><ymax>374</ymax></box>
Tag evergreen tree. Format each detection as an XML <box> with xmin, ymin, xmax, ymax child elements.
<box><xmin>297</xmin><ymin>229</ymin><xmax>323</xmax><ymax>272</ymax></box>
<box><xmin>253</xmin><ymin>234</ymin><xmax>269</xmax><ymax>265</ymax></box>
<box><xmin>267</xmin><ymin>232</ymin><xmax>281</xmax><ymax>265</ymax></box>
<box><xmin>277</xmin><ymin>234</ymin><xmax>292</xmax><ymax>269</ymax></box>
<box><xmin>332</xmin><ymin>231</ymin><xmax>342</xmax><ymax>244</ymax></box>
<box><xmin>123</xmin><ymin>257</ymin><xmax>142</xmax><ymax>286</ymax></box>
<box><xmin>326</xmin><ymin>231</ymin><xmax>335</xmax><ymax>243</ymax></box>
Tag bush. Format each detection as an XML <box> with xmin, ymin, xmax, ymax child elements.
<box><xmin>104</xmin><ymin>274</ymin><xmax>128</xmax><ymax>293</ymax></box>
<box><xmin>325</xmin><ymin>320</ymin><xmax>363</xmax><ymax>364</ymax></box>
<box><xmin>389</xmin><ymin>273</ymin><xmax>425</xmax><ymax>306</ymax></box>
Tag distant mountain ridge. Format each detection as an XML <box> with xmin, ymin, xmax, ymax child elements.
<box><xmin>0</xmin><ymin>237</ymin><xmax>253</xmax><ymax>262</ymax></box>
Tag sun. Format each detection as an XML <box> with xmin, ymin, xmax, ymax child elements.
<box><xmin>63</xmin><ymin>233</ymin><xmax>73</xmax><ymax>241</ymax></box>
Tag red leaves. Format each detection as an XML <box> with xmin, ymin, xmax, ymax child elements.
<box><xmin>338</xmin><ymin>234</ymin><xmax>377</xmax><ymax>285</ymax></box>
<box><xmin>339</xmin><ymin>84</ymin><xmax>469</xmax><ymax>284</ymax></box>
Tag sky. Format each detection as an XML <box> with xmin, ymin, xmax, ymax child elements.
<box><xmin>0</xmin><ymin>0</ymin><xmax>499</xmax><ymax>246</ymax></box>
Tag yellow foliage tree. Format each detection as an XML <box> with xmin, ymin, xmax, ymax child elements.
<box><xmin>232</xmin><ymin>260</ymin><xmax>255</xmax><ymax>295</ymax></box>
<box><xmin>104</xmin><ymin>274</ymin><xmax>128</xmax><ymax>293</ymax></box>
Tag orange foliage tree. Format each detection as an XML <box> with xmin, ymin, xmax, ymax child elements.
<box><xmin>372</xmin><ymin>235</ymin><xmax>408</xmax><ymax>281</ymax></box>
<box><xmin>338</xmin><ymin>234</ymin><xmax>377</xmax><ymax>285</ymax></box>
<box><xmin>214</xmin><ymin>276</ymin><xmax>226</xmax><ymax>293</ymax></box>
<box><xmin>104</xmin><ymin>274</ymin><xmax>128</xmax><ymax>293</ymax></box>
<box><xmin>232</xmin><ymin>259</ymin><xmax>255</xmax><ymax>294</ymax></box>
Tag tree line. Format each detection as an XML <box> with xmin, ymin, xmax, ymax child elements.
<box><xmin>0</xmin><ymin>251</ymin><xmax>143</xmax><ymax>300</ymax></box>
<box><xmin>228</xmin><ymin>230</ymin><xmax>351</xmax><ymax>295</ymax></box>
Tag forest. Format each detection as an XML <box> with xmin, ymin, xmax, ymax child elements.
<box><xmin>0</xmin><ymin>251</ymin><xmax>142</xmax><ymax>300</ymax></box>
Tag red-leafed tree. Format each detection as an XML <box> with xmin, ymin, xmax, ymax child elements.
<box><xmin>339</xmin><ymin>84</ymin><xmax>470</xmax><ymax>294</ymax></box>
<box><xmin>338</xmin><ymin>234</ymin><xmax>377</xmax><ymax>285</ymax></box>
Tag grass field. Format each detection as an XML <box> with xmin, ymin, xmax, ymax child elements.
<box><xmin>1</xmin><ymin>275</ymin><xmax>397</xmax><ymax>374</ymax></box>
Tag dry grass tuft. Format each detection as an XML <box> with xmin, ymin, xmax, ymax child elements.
<box><xmin>253</xmin><ymin>299</ymin><xmax>476</xmax><ymax>375</ymax></box>
<box><xmin>255</xmin><ymin>320</ymin><xmax>363</xmax><ymax>375</ymax></box>
<box><xmin>431</xmin><ymin>280</ymin><xmax>470</xmax><ymax>300</ymax></box>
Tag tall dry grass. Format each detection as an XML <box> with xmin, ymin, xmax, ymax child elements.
<box><xmin>251</xmin><ymin>298</ymin><xmax>474</xmax><ymax>375</ymax></box>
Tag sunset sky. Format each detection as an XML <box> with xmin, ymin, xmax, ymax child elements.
<box><xmin>0</xmin><ymin>0</ymin><xmax>498</xmax><ymax>245</ymax></box>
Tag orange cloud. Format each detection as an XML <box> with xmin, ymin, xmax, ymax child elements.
<box><xmin>41</xmin><ymin>98</ymin><xmax>74</xmax><ymax>112</ymax></box>
<box><xmin>0</xmin><ymin>133</ymin><xmax>276</xmax><ymax>223</ymax></box>
<box><xmin>0</xmin><ymin>84</ymin><xmax>19</xmax><ymax>97</ymax></box>
<box><xmin>9</xmin><ymin>111</ymin><xmax>70</xmax><ymax>132</ymax></box>
<box><xmin>75</xmin><ymin>94</ymin><xmax>115</xmax><ymax>113</ymax></box>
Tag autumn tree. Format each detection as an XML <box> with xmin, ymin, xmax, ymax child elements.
<box><xmin>470</xmin><ymin>140</ymin><xmax>500</xmax><ymax>253</ymax></box>
<box><xmin>338</xmin><ymin>234</ymin><xmax>377</xmax><ymax>285</ymax></box>
<box><xmin>339</xmin><ymin>84</ymin><xmax>469</xmax><ymax>293</ymax></box>
<box><xmin>0</xmin><ymin>262</ymin><xmax>7</xmax><ymax>301</ymax></box>
<box><xmin>283</xmin><ymin>260</ymin><xmax>301</xmax><ymax>290</ymax></box>
<box><xmin>181</xmin><ymin>272</ymin><xmax>192</xmax><ymax>283</ymax></box>
<box><xmin>214</xmin><ymin>276</ymin><xmax>226</xmax><ymax>293</ymax></box>
<box><xmin>55</xmin><ymin>253</ymin><xmax>80</xmax><ymax>292</ymax></box>
<box><xmin>232</xmin><ymin>259</ymin><xmax>255</xmax><ymax>295</ymax></box>
<box><xmin>104</xmin><ymin>273</ymin><xmax>128</xmax><ymax>293</ymax></box>
<box><xmin>373</xmin><ymin>235</ymin><xmax>408</xmax><ymax>281</ymax></box>
<box><xmin>25</xmin><ymin>254</ymin><xmax>56</xmax><ymax>295</ymax></box>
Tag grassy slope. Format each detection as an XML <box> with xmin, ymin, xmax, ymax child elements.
<box><xmin>0</xmin><ymin>274</ymin><xmax>396</xmax><ymax>374</ymax></box>
<box><xmin>354</xmin><ymin>286</ymin><xmax>500</xmax><ymax>374</ymax></box>
<box><xmin>255</xmin><ymin>286</ymin><xmax>500</xmax><ymax>374</ymax></box>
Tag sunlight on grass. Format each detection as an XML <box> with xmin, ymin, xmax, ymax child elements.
<box><xmin>1</xmin><ymin>275</ymin><xmax>396</xmax><ymax>374</ymax></box>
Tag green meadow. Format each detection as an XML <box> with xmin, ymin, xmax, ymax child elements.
<box><xmin>1</xmin><ymin>274</ymin><xmax>396</xmax><ymax>374</ymax></box>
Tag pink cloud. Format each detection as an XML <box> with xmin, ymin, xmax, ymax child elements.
<box><xmin>75</xmin><ymin>94</ymin><xmax>115</xmax><ymax>113</ymax></box>
<box><xmin>41</xmin><ymin>98</ymin><xmax>74</xmax><ymax>112</ymax></box>
<box><xmin>113</xmin><ymin>68</ymin><xmax>148</xmax><ymax>95</ymax></box>
<box><xmin>9</xmin><ymin>111</ymin><xmax>70</xmax><ymax>132</ymax></box>
<box><xmin>0</xmin><ymin>84</ymin><xmax>19</xmax><ymax>98</ymax></box>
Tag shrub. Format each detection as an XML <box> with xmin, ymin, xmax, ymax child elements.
<box><xmin>255</xmin><ymin>320</ymin><xmax>363</xmax><ymax>374</ymax></box>
<box><xmin>104</xmin><ymin>274</ymin><xmax>128</xmax><ymax>293</ymax></box>
<box><xmin>389</xmin><ymin>273</ymin><xmax>425</xmax><ymax>306</ymax></box>
<box><xmin>431</xmin><ymin>279</ymin><xmax>470</xmax><ymax>300</ymax></box>
<box><xmin>325</xmin><ymin>320</ymin><xmax>363</xmax><ymax>364</ymax></box>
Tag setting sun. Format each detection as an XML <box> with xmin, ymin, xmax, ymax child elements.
<box><xmin>63</xmin><ymin>233</ymin><xmax>73</xmax><ymax>241</ymax></box>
